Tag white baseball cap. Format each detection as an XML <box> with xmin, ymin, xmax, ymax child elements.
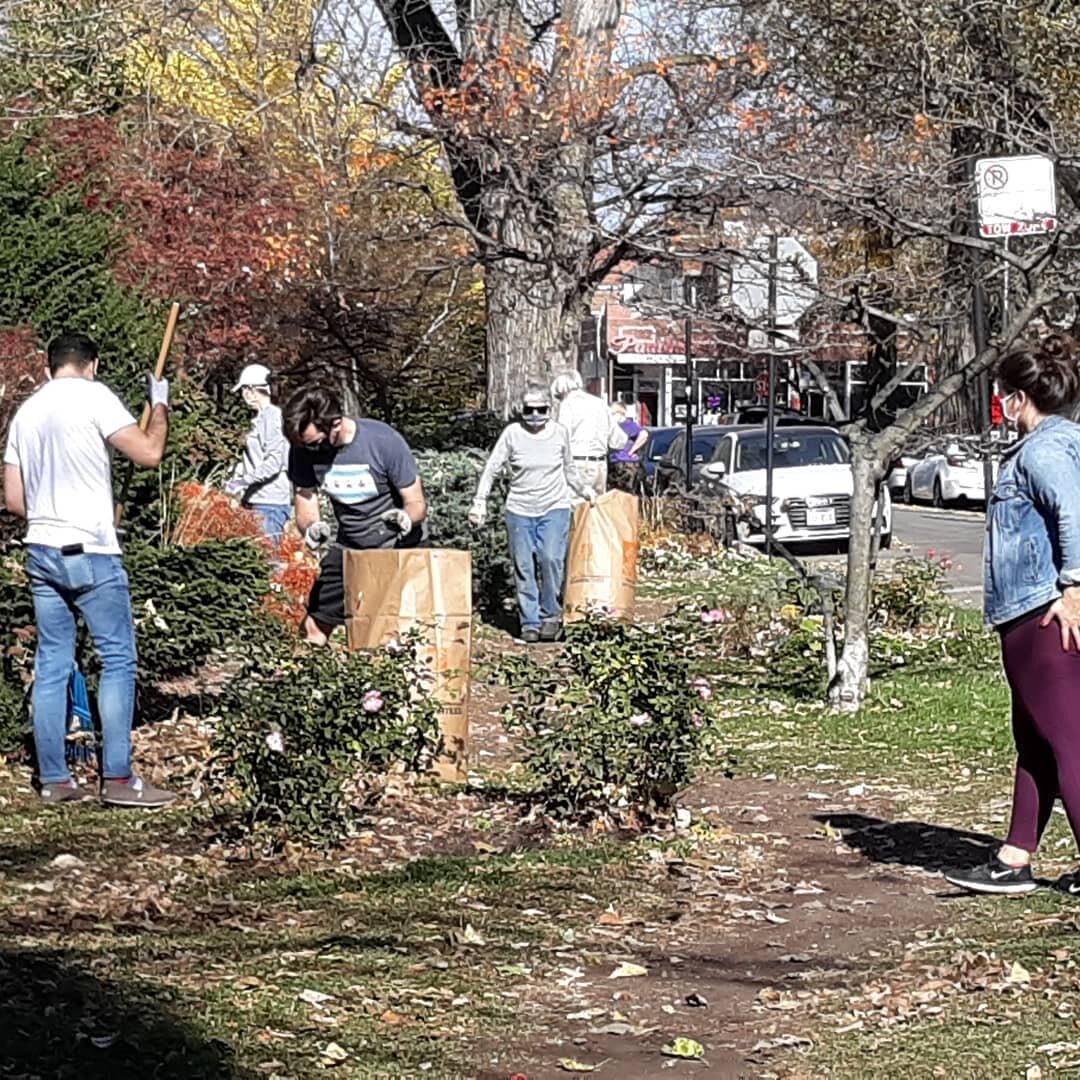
<box><xmin>232</xmin><ymin>363</ymin><xmax>272</xmax><ymax>391</ymax></box>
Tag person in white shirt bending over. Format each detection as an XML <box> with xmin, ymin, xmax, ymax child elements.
<box><xmin>3</xmin><ymin>333</ymin><xmax>177</xmax><ymax>808</ymax></box>
<box><xmin>550</xmin><ymin>370</ymin><xmax>627</xmax><ymax>500</ymax></box>
<box><xmin>469</xmin><ymin>384</ymin><xmax>593</xmax><ymax>643</ymax></box>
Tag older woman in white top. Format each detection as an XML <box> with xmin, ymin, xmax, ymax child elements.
<box><xmin>469</xmin><ymin>383</ymin><xmax>592</xmax><ymax>642</ymax></box>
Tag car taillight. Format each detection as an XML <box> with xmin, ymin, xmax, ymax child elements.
<box><xmin>947</xmin><ymin>455</ymin><xmax>967</xmax><ymax>466</ymax></box>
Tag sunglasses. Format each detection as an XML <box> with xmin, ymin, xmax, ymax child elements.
<box><xmin>522</xmin><ymin>406</ymin><xmax>549</xmax><ymax>416</ymax></box>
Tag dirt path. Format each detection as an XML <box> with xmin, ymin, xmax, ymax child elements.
<box><xmin>476</xmin><ymin>777</ymin><xmax>951</xmax><ymax>1080</ymax></box>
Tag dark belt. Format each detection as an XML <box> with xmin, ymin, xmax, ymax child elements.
<box><xmin>573</xmin><ymin>456</ymin><xmax>606</xmax><ymax>462</ymax></box>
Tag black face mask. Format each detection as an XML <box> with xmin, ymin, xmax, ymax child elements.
<box><xmin>302</xmin><ymin>440</ymin><xmax>336</xmax><ymax>463</ymax></box>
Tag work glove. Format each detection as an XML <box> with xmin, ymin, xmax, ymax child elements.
<box><xmin>147</xmin><ymin>373</ymin><xmax>170</xmax><ymax>409</ymax></box>
<box><xmin>581</xmin><ymin>488</ymin><xmax>596</xmax><ymax>504</ymax></box>
<box><xmin>467</xmin><ymin>501</ymin><xmax>486</xmax><ymax>527</ymax></box>
<box><xmin>304</xmin><ymin>520</ymin><xmax>332</xmax><ymax>552</ymax></box>
<box><xmin>381</xmin><ymin>508</ymin><xmax>414</xmax><ymax>534</ymax></box>
<box><xmin>224</xmin><ymin>478</ymin><xmax>246</xmax><ymax>498</ymax></box>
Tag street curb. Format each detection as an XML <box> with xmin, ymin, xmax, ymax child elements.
<box><xmin>893</xmin><ymin>504</ymin><xmax>985</xmax><ymax>522</ymax></box>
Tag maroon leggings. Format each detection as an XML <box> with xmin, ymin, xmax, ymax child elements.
<box><xmin>1002</xmin><ymin>612</ymin><xmax>1080</xmax><ymax>852</ymax></box>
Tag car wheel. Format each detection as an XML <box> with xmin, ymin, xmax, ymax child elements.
<box><xmin>932</xmin><ymin>478</ymin><xmax>945</xmax><ymax>509</ymax></box>
<box><xmin>903</xmin><ymin>477</ymin><xmax>914</xmax><ymax>505</ymax></box>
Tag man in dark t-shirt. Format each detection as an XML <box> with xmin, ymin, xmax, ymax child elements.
<box><xmin>283</xmin><ymin>385</ymin><xmax>427</xmax><ymax>643</ymax></box>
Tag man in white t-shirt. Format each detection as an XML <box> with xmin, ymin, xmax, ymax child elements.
<box><xmin>3</xmin><ymin>333</ymin><xmax>177</xmax><ymax>808</ymax></box>
<box><xmin>551</xmin><ymin>370</ymin><xmax>627</xmax><ymax>499</ymax></box>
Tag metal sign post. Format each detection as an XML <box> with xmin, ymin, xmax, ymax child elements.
<box><xmin>684</xmin><ymin>316</ymin><xmax>694</xmax><ymax>494</ymax></box>
<box><xmin>969</xmin><ymin>157</ymin><xmax>996</xmax><ymax>507</ymax></box>
<box><xmin>765</xmin><ymin>235</ymin><xmax>779</xmax><ymax>559</ymax></box>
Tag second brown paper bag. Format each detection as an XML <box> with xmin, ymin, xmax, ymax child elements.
<box><xmin>564</xmin><ymin>489</ymin><xmax>639</xmax><ymax>623</ymax></box>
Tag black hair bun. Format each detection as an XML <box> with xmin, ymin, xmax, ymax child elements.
<box><xmin>1035</xmin><ymin>333</ymin><xmax>1080</xmax><ymax>404</ymax></box>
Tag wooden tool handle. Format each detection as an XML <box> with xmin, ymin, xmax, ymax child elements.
<box><xmin>114</xmin><ymin>301</ymin><xmax>180</xmax><ymax>528</ymax></box>
<box><xmin>138</xmin><ymin>301</ymin><xmax>180</xmax><ymax>431</ymax></box>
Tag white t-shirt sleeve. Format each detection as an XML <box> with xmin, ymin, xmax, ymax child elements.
<box><xmin>3</xmin><ymin>417</ymin><xmax>20</xmax><ymax>467</ymax></box>
<box><xmin>93</xmin><ymin>385</ymin><xmax>138</xmax><ymax>441</ymax></box>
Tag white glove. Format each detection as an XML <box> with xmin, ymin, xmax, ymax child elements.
<box><xmin>581</xmin><ymin>488</ymin><xmax>596</xmax><ymax>504</ymax></box>
<box><xmin>148</xmin><ymin>373</ymin><xmax>169</xmax><ymax>409</ymax></box>
<box><xmin>468</xmin><ymin>502</ymin><xmax>486</xmax><ymax>527</ymax></box>
<box><xmin>224</xmin><ymin>478</ymin><xmax>246</xmax><ymax>498</ymax></box>
<box><xmin>381</xmin><ymin>508</ymin><xmax>413</xmax><ymax>534</ymax></box>
<box><xmin>304</xmin><ymin>520</ymin><xmax>332</xmax><ymax>551</ymax></box>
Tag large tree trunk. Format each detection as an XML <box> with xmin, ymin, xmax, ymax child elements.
<box><xmin>485</xmin><ymin>261</ymin><xmax>584</xmax><ymax>416</ymax></box>
<box><xmin>829</xmin><ymin>437</ymin><xmax>881</xmax><ymax>711</ymax></box>
<box><xmin>481</xmin><ymin>138</ymin><xmax>596</xmax><ymax>416</ymax></box>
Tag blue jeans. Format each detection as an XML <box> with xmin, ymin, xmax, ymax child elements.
<box><xmin>505</xmin><ymin>509</ymin><xmax>571</xmax><ymax>630</ymax></box>
<box><xmin>26</xmin><ymin>545</ymin><xmax>137</xmax><ymax>784</ymax></box>
<box><xmin>253</xmin><ymin>503</ymin><xmax>290</xmax><ymax>543</ymax></box>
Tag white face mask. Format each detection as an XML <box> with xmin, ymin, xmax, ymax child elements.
<box><xmin>521</xmin><ymin>406</ymin><xmax>549</xmax><ymax>429</ymax></box>
<box><xmin>1000</xmin><ymin>391</ymin><xmax>1022</xmax><ymax>427</ymax></box>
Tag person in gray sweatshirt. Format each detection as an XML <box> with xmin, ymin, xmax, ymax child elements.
<box><xmin>225</xmin><ymin>363</ymin><xmax>292</xmax><ymax>542</ymax></box>
<box><xmin>469</xmin><ymin>383</ymin><xmax>593</xmax><ymax>642</ymax></box>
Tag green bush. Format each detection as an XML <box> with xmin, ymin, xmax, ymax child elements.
<box><xmin>416</xmin><ymin>449</ymin><xmax>513</xmax><ymax>618</ymax></box>
<box><xmin>124</xmin><ymin>538</ymin><xmax>274</xmax><ymax>687</ymax></box>
<box><xmin>0</xmin><ymin>552</ymin><xmax>37</xmax><ymax>753</ymax></box>
<box><xmin>409</xmin><ymin>410</ymin><xmax>503</xmax><ymax>452</ymax></box>
<box><xmin>495</xmin><ymin>615</ymin><xmax>715</xmax><ymax>824</ymax></box>
<box><xmin>214</xmin><ymin>637</ymin><xmax>442</xmax><ymax>844</ymax></box>
<box><xmin>872</xmin><ymin>557</ymin><xmax>949</xmax><ymax>629</ymax></box>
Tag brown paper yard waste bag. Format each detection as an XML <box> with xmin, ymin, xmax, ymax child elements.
<box><xmin>564</xmin><ymin>489</ymin><xmax>639</xmax><ymax>623</ymax></box>
<box><xmin>344</xmin><ymin>549</ymin><xmax>471</xmax><ymax>780</ymax></box>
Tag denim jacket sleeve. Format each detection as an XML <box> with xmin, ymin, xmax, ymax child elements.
<box><xmin>1020</xmin><ymin>434</ymin><xmax>1080</xmax><ymax>587</ymax></box>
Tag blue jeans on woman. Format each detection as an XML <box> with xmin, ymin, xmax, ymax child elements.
<box><xmin>253</xmin><ymin>503</ymin><xmax>290</xmax><ymax>543</ymax></box>
<box><xmin>505</xmin><ymin>509</ymin><xmax>571</xmax><ymax>630</ymax></box>
<box><xmin>26</xmin><ymin>545</ymin><xmax>137</xmax><ymax>784</ymax></box>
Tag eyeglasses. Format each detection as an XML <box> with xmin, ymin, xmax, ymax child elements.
<box><xmin>300</xmin><ymin>418</ymin><xmax>340</xmax><ymax>449</ymax></box>
<box><xmin>522</xmin><ymin>406</ymin><xmax>549</xmax><ymax>416</ymax></box>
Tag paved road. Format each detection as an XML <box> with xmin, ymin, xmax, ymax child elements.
<box><xmin>887</xmin><ymin>505</ymin><xmax>985</xmax><ymax>602</ymax></box>
<box><xmin>798</xmin><ymin>504</ymin><xmax>986</xmax><ymax>607</ymax></box>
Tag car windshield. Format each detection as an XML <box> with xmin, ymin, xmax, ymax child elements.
<box><xmin>648</xmin><ymin>429</ymin><xmax>680</xmax><ymax>460</ymax></box>
<box><xmin>691</xmin><ymin>433</ymin><xmax>725</xmax><ymax>458</ymax></box>
<box><xmin>734</xmin><ymin>433</ymin><xmax>849</xmax><ymax>471</ymax></box>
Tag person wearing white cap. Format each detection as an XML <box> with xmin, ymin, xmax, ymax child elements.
<box><xmin>225</xmin><ymin>363</ymin><xmax>291</xmax><ymax>542</ymax></box>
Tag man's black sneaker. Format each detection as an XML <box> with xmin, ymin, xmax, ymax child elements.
<box><xmin>944</xmin><ymin>857</ymin><xmax>1037</xmax><ymax>895</ymax></box>
<box><xmin>539</xmin><ymin>618</ymin><xmax>562</xmax><ymax>642</ymax></box>
<box><xmin>520</xmin><ymin>627</ymin><xmax>540</xmax><ymax>644</ymax></box>
<box><xmin>1053</xmin><ymin>872</ymin><xmax>1080</xmax><ymax>897</ymax></box>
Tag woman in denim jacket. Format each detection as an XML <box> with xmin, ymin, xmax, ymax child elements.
<box><xmin>947</xmin><ymin>335</ymin><xmax>1080</xmax><ymax>895</ymax></box>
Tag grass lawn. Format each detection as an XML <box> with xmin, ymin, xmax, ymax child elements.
<box><xmin>1</xmin><ymin>798</ymin><xmax>661</xmax><ymax>1079</ymax></box>
<box><xmin>2</xmin><ymin>550</ymin><xmax>1077</xmax><ymax>1079</ymax></box>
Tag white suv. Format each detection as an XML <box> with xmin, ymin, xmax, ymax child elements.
<box><xmin>698</xmin><ymin>426</ymin><xmax>892</xmax><ymax>547</ymax></box>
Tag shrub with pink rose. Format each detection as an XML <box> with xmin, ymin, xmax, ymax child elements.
<box><xmin>872</xmin><ymin>555</ymin><xmax>952</xmax><ymax>629</ymax></box>
<box><xmin>495</xmin><ymin>615</ymin><xmax>717</xmax><ymax>825</ymax></box>
<box><xmin>214</xmin><ymin>637</ymin><xmax>441</xmax><ymax>844</ymax></box>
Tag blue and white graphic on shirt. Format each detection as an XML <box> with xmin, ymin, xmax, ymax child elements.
<box><xmin>314</xmin><ymin>461</ymin><xmax>380</xmax><ymax>504</ymax></box>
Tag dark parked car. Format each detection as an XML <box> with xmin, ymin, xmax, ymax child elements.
<box><xmin>718</xmin><ymin>407</ymin><xmax>826</xmax><ymax>427</ymax></box>
<box><xmin>638</xmin><ymin>426</ymin><xmax>681</xmax><ymax>493</ymax></box>
<box><xmin>654</xmin><ymin>427</ymin><xmax>732</xmax><ymax>492</ymax></box>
